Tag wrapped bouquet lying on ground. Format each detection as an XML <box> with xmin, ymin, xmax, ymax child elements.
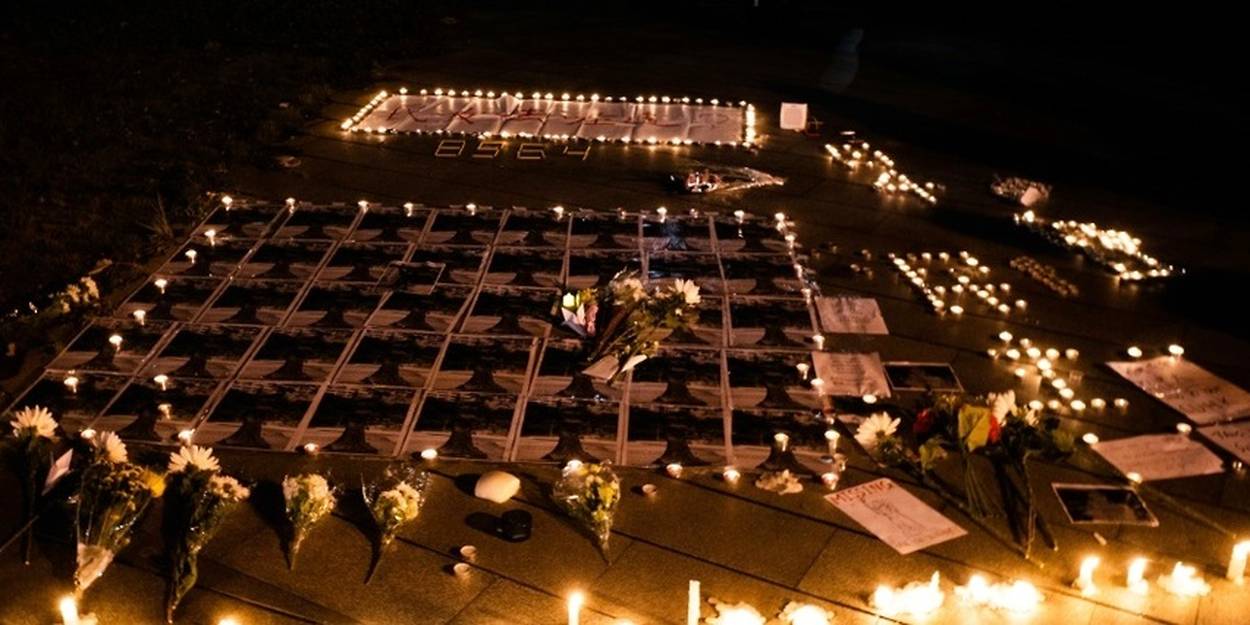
<box><xmin>852</xmin><ymin>391</ymin><xmax>1073</xmax><ymax>559</ymax></box>
<box><xmin>559</xmin><ymin>270</ymin><xmax>701</xmax><ymax>384</ymax></box>
<box><xmin>363</xmin><ymin>463</ymin><xmax>430</xmax><ymax>583</ymax></box>
<box><xmin>553</xmin><ymin>461</ymin><xmax>621</xmax><ymax>560</ymax></box>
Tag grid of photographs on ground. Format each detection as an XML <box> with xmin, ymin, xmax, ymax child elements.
<box><xmin>9</xmin><ymin>198</ymin><xmax>852</xmax><ymax>472</ymax></box>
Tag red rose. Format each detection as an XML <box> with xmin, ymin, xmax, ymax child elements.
<box><xmin>987</xmin><ymin>414</ymin><xmax>1002</xmax><ymax>444</ymax></box>
<box><xmin>913</xmin><ymin>408</ymin><xmax>936</xmax><ymax>437</ymax></box>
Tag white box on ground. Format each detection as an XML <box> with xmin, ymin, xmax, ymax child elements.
<box><xmin>779</xmin><ymin>102</ymin><xmax>808</xmax><ymax>131</ymax></box>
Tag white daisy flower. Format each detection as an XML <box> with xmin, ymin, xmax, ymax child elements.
<box><xmin>94</xmin><ymin>431</ymin><xmax>129</xmax><ymax>464</ymax></box>
<box><xmin>168</xmin><ymin>444</ymin><xmax>220</xmax><ymax>474</ymax></box>
<box><xmin>209</xmin><ymin>474</ymin><xmax>250</xmax><ymax>501</ymax></box>
<box><xmin>854</xmin><ymin>412</ymin><xmax>901</xmax><ymax>450</ymax></box>
<box><xmin>10</xmin><ymin>405</ymin><xmax>57</xmax><ymax>440</ymax></box>
<box><xmin>671</xmin><ymin>278</ymin><xmax>702</xmax><ymax>305</ymax></box>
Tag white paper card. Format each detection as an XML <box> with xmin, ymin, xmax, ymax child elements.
<box><xmin>811</xmin><ymin>352</ymin><xmax>890</xmax><ymax>397</ymax></box>
<box><xmin>1019</xmin><ymin>186</ymin><xmax>1045</xmax><ymax>207</ymax></box>
<box><xmin>1107</xmin><ymin>357</ymin><xmax>1250</xmax><ymax>424</ymax></box>
<box><xmin>779</xmin><ymin>102</ymin><xmax>808</xmax><ymax>131</ymax></box>
<box><xmin>816</xmin><ymin>296</ymin><xmax>889</xmax><ymax>335</ymax></box>
<box><xmin>1092</xmin><ymin>433</ymin><xmax>1225</xmax><ymax>481</ymax></box>
<box><xmin>1199</xmin><ymin>421</ymin><xmax>1250</xmax><ymax>465</ymax></box>
<box><xmin>825</xmin><ymin>478</ymin><xmax>966</xmax><ymax>554</ymax></box>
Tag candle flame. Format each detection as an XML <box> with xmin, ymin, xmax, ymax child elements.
<box><xmin>872</xmin><ymin>572</ymin><xmax>944</xmax><ymax>618</ymax></box>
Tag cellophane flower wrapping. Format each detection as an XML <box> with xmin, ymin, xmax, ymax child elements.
<box><xmin>283</xmin><ymin>473</ymin><xmax>337</xmax><ymax>570</ymax></box>
<box><xmin>363</xmin><ymin>465</ymin><xmax>430</xmax><ymax>551</ymax></box>
<box><xmin>581</xmin><ymin>271</ymin><xmax>701</xmax><ymax>383</ymax></box>
<box><xmin>163</xmin><ymin>447</ymin><xmax>249</xmax><ymax>622</ymax></box>
<box><xmin>552</xmin><ymin>462</ymin><xmax>620</xmax><ymax>557</ymax></box>
<box><xmin>74</xmin><ymin>451</ymin><xmax>165</xmax><ymax>596</ymax></box>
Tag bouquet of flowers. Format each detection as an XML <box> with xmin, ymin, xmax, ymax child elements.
<box><xmin>575</xmin><ymin>271</ymin><xmax>701</xmax><ymax>383</ymax></box>
<box><xmin>163</xmin><ymin>445</ymin><xmax>250</xmax><ymax>623</ymax></box>
<box><xmin>552</xmin><ymin>461</ymin><xmax>620</xmax><ymax>560</ymax></box>
<box><xmin>853</xmin><ymin>391</ymin><xmax>1073</xmax><ymax>559</ymax></box>
<box><xmin>282</xmin><ymin>472</ymin><xmax>337</xmax><ymax>571</ymax></box>
<box><xmin>75</xmin><ymin>433</ymin><xmax>165</xmax><ymax>597</ymax></box>
<box><xmin>559</xmin><ymin>288</ymin><xmax>599</xmax><ymax>337</ymax></box>
<box><xmin>362</xmin><ymin>464</ymin><xmax>430</xmax><ymax>583</ymax></box>
<box><xmin>5</xmin><ymin>405</ymin><xmax>59</xmax><ymax>564</ymax></box>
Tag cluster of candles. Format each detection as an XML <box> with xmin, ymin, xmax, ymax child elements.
<box><xmin>888</xmin><ymin>251</ymin><xmax>1027</xmax><ymax>316</ymax></box>
<box><xmin>1072</xmin><ymin>546</ymin><xmax>1250</xmax><ymax>598</ymax></box>
<box><xmin>341</xmin><ymin>88</ymin><xmax>759</xmax><ymax>147</ymax></box>
<box><xmin>985</xmin><ymin>334</ymin><xmax>1112</xmax><ymax>414</ymax></box>
<box><xmin>1014</xmin><ymin>210</ymin><xmax>1177</xmax><ymax>282</ymax></box>
<box><xmin>824</xmin><ymin>141</ymin><xmax>939</xmax><ymax>204</ymax></box>
<box><xmin>656</xmin><ymin>429</ymin><xmax>843</xmax><ymax>491</ymax></box>
<box><xmin>1010</xmin><ymin>255</ymin><xmax>1079</xmax><ymax>297</ymax></box>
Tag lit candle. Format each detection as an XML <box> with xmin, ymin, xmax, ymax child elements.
<box><xmin>666</xmin><ymin>463</ymin><xmax>684</xmax><ymax>478</ymax></box>
<box><xmin>59</xmin><ymin>596</ymin><xmax>80</xmax><ymax>625</ymax></box>
<box><xmin>1159</xmin><ymin>562</ymin><xmax>1210</xmax><ymax>597</ymax></box>
<box><xmin>825</xmin><ymin>429</ymin><xmax>840</xmax><ymax>456</ymax></box>
<box><xmin>177</xmin><ymin>429</ymin><xmax>194</xmax><ymax>445</ymax></box>
<box><xmin>358</xmin><ymin>200</ymin><xmax>369</xmax><ymax>212</ymax></box>
<box><xmin>64</xmin><ymin>374</ymin><xmax>79</xmax><ymax>394</ymax></box>
<box><xmin>568</xmin><ymin>591</ymin><xmax>584</xmax><ymax>625</ymax></box>
<box><xmin>820</xmin><ymin>472</ymin><xmax>840</xmax><ymax>490</ymax></box>
<box><xmin>1127</xmin><ymin>558</ymin><xmax>1149</xmax><ymax>595</ymax></box>
<box><xmin>1167</xmin><ymin>344</ymin><xmax>1185</xmax><ymax>357</ymax></box>
<box><xmin>812</xmin><ymin>334</ymin><xmax>825</xmax><ymax>350</ymax></box>
<box><xmin>204</xmin><ymin>229</ymin><xmax>217</xmax><ymax>247</ymax></box>
<box><xmin>420</xmin><ymin>448</ymin><xmax>438</xmax><ymax>460</ymax></box>
<box><xmin>553</xmin><ymin>205</ymin><xmax>566</xmax><ymax>220</ymax></box>
<box><xmin>109</xmin><ymin>334</ymin><xmax>123</xmax><ymax>352</ymax></box>
<box><xmin>1127</xmin><ymin>346</ymin><xmax>1143</xmax><ymax>358</ymax></box>
<box><xmin>286</xmin><ymin>197</ymin><xmax>297</xmax><ymax>211</ymax></box>
<box><xmin>656</xmin><ymin>206</ymin><xmax>667</xmax><ymax>222</ymax></box>
<box><xmin>155</xmin><ymin>278</ymin><xmax>168</xmax><ymax>294</ymax></box>
<box><xmin>1075</xmin><ymin>556</ymin><xmax>1099</xmax><ymax>596</ymax></box>
<box><xmin>303</xmin><ymin>442</ymin><xmax>320</xmax><ymax>455</ymax></box>
<box><xmin>773</xmin><ymin>432</ymin><xmax>790</xmax><ymax>453</ymax></box>
<box><xmin>221</xmin><ymin>195</ymin><xmax>233</xmax><ymax>209</ymax></box>
<box><xmin>218</xmin><ymin>619</ymin><xmax>241</xmax><ymax>625</ymax></box>
<box><xmin>133</xmin><ymin>309</ymin><xmax>146</xmax><ymax>325</ymax></box>
<box><xmin>810</xmin><ymin>378</ymin><xmax>825</xmax><ymax>394</ymax></box>
<box><xmin>158</xmin><ymin>403</ymin><xmax>173</xmax><ymax>419</ymax></box>
<box><xmin>687</xmin><ymin>580</ymin><xmax>700</xmax><ymax>625</ymax></box>
<box><xmin>796</xmin><ymin>362</ymin><xmax>810</xmax><ymax>380</ymax></box>
<box><xmin>185</xmin><ymin>249</ymin><xmax>197</xmax><ymax>264</ymax></box>
<box><xmin>862</xmin><ymin>393</ymin><xmax>878</xmax><ymax>405</ymax></box>
<box><xmin>154</xmin><ymin>373</ymin><xmax>169</xmax><ymax>391</ymax></box>
<box><xmin>1228</xmin><ymin>541</ymin><xmax>1250</xmax><ymax>583</ymax></box>
<box><xmin>722</xmin><ymin>467</ymin><xmax>741</xmax><ymax>484</ymax></box>
<box><xmin>734</xmin><ymin>209</ymin><xmax>745</xmax><ymax>223</ymax></box>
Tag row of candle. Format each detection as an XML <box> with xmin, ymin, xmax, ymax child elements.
<box><xmin>1073</xmin><ymin>547</ymin><xmax>1250</xmax><ymax>598</ymax></box>
<box><xmin>342</xmin><ymin>88</ymin><xmax>760</xmax><ymax>147</ymax></box>
<box><xmin>824</xmin><ymin>141</ymin><xmax>939</xmax><ymax>204</ymax></box>
<box><xmin>1010</xmin><ymin>255</ymin><xmax>1079</xmax><ymax>297</ymax></box>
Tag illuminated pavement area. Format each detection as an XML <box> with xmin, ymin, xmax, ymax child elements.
<box><xmin>4</xmin><ymin>19</ymin><xmax>1250</xmax><ymax>625</ymax></box>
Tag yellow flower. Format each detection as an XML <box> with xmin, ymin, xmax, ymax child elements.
<box><xmin>143</xmin><ymin>470</ymin><xmax>167</xmax><ymax>498</ymax></box>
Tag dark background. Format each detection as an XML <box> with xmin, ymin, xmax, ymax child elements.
<box><xmin>2</xmin><ymin>1</ymin><xmax>1244</xmax><ymax>333</ymax></box>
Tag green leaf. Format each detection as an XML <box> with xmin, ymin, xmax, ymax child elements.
<box><xmin>919</xmin><ymin>438</ymin><xmax>948</xmax><ymax>471</ymax></box>
<box><xmin>958</xmin><ymin>405</ymin><xmax>992</xmax><ymax>452</ymax></box>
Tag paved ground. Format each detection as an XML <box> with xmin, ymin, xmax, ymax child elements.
<box><xmin>5</xmin><ymin>16</ymin><xmax>1250</xmax><ymax>625</ymax></box>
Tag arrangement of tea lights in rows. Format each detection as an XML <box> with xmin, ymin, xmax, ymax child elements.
<box><xmin>985</xmin><ymin>333</ymin><xmax>1111</xmax><ymax>413</ymax></box>
<box><xmin>341</xmin><ymin>88</ymin><xmax>759</xmax><ymax>147</ymax></box>
<box><xmin>655</xmin><ymin>428</ymin><xmax>845</xmax><ymax>491</ymax></box>
<box><xmin>872</xmin><ymin>572</ymin><xmax>1043</xmax><ymax>618</ymax></box>
<box><xmin>1010</xmin><ymin>255</ymin><xmax>1080</xmax><ymax>297</ymax></box>
<box><xmin>888</xmin><ymin>251</ymin><xmax>1027</xmax><ymax>317</ymax></box>
<box><xmin>1074</xmin><ymin>544</ymin><xmax>1250</xmax><ymax>598</ymax></box>
<box><xmin>1014</xmin><ymin>210</ymin><xmax>1178</xmax><ymax>282</ymax></box>
<box><xmin>771</xmin><ymin>211</ymin><xmax>823</xmax><ymax>335</ymax></box>
<box><xmin>824</xmin><ymin>140</ymin><xmax>940</xmax><ymax>204</ymax></box>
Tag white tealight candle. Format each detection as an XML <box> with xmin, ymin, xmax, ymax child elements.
<box><xmin>773</xmin><ymin>432</ymin><xmax>790</xmax><ymax>452</ymax></box>
<box><xmin>221</xmin><ymin>195</ymin><xmax>233</xmax><ymax>208</ymax></box>
<box><xmin>133</xmin><ymin>309</ymin><xmax>146</xmax><ymax>325</ymax></box>
<box><xmin>733</xmin><ymin>209</ymin><xmax>745</xmax><ymax>223</ymax></box>
<box><xmin>812</xmin><ymin>334</ymin><xmax>825</xmax><ymax>350</ymax></box>
<box><xmin>153</xmin><ymin>374</ymin><xmax>169</xmax><ymax>391</ymax></box>
<box><xmin>862</xmin><ymin>393</ymin><xmax>878</xmax><ymax>405</ymax></box>
<box><xmin>796</xmin><ymin>362</ymin><xmax>810</xmax><ymax>380</ymax></box>
<box><xmin>420</xmin><ymin>448</ymin><xmax>438</xmax><ymax>460</ymax></box>
<box><xmin>1167</xmin><ymin>344</ymin><xmax>1185</xmax><ymax>357</ymax></box>
<box><xmin>1228</xmin><ymin>541</ymin><xmax>1250</xmax><ymax>583</ymax></box>
<box><xmin>205</xmin><ymin>228</ymin><xmax>217</xmax><ymax>246</ymax></box>
<box><xmin>722</xmin><ymin>467</ymin><xmax>741</xmax><ymax>484</ymax></box>
<box><xmin>155</xmin><ymin>278</ymin><xmax>168</xmax><ymax>294</ymax></box>
<box><xmin>109</xmin><ymin>334</ymin><xmax>124</xmax><ymax>352</ymax></box>
<box><xmin>553</xmin><ymin>205</ymin><xmax>565</xmax><ymax>220</ymax></box>
<box><xmin>810</xmin><ymin>378</ymin><xmax>825</xmax><ymax>394</ymax></box>
<box><xmin>665</xmin><ymin>463</ymin><xmax>684</xmax><ymax>478</ymax></box>
<box><xmin>1127</xmin><ymin>346</ymin><xmax>1143</xmax><ymax>358</ymax></box>
<box><xmin>177</xmin><ymin>429</ymin><xmax>195</xmax><ymax>445</ymax></box>
<box><xmin>568</xmin><ymin>591</ymin><xmax>584</xmax><ymax>625</ymax></box>
<box><xmin>64</xmin><ymin>375</ymin><xmax>80</xmax><ymax>394</ymax></box>
<box><xmin>1127</xmin><ymin>558</ymin><xmax>1149</xmax><ymax>595</ymax></box>
<box><xmin>1075</xmin><ymin>556</ymin><xmax>1100</xmax><ymax>596</ymax></box>
<box><xmin>687</xmin><ymin>580</ymin><xmax>700</xmax><ymax>625</ymax></box>
<box><xmin>302</xmin><ymin>442</ymin><xmax>320</xmax><ymax>455</ymax></box>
